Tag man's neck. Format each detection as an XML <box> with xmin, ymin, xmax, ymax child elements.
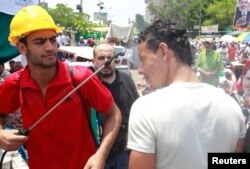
<box><xmin>29</xmin><ymin>65</ymin><xmax>57</xmax><ymax>95</ymax></box>
<box><xmin>101</xmin><ymin>71</ymin><xmax>116</xmax><ymax>84</ymax></box>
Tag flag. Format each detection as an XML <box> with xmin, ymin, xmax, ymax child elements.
<box><xmin>0</xmin><ymin>0</ymin><xmax>39</xmax><ymax>64</ymax></box>
<box><xmin>0</xmin><ymin>0</ymin><xmax>39</xmax><ymax>15</ymax></box>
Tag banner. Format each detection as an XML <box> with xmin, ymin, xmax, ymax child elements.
<box><xmin>0</xmin><ymin>0</ymin><xmax>39</xmax><ymax>15</ymax></box>
<box><xmin>233</xmin><ymin>0</ymin><xmax>250</xmax><ymax>30</ymax></box>
<box><xmin>201</xmin><ymin>25</ymin><xmax>218</xmax><ymax>33</ymax></box>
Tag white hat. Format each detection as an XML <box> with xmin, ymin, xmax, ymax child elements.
<box><xmin>204</xmin><ymin>37</ymin><xmax>213</xmax><ymax>43</ymax></box>
<box><xmin>222</xmin><ymin>42</ymin><xmax>227</xmax><ymax>45</ymax></box>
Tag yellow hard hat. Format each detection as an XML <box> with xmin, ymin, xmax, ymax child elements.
<box><xmin>8</xmin><ymin>5</ymin><xmax>61</xmax><ymax>46</ymax></box>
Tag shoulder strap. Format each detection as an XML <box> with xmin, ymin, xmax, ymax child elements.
<box><xmin>68</xmin><ymin>64</ymin><xmax>101</xmax><ymax>148</ymax></box>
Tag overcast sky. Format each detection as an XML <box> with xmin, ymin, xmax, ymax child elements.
<box><xmin>45</xmin><ymin>0</ymin><xmax>145</xmax><ymax>25</ymax></box>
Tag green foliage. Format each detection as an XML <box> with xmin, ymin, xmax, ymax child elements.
<box><xmin>46</xmin><ymin>3</ymin><xmax>98</xmax><ymax>34</ymax></box>
<box><xmin>135</xmin><ymin>14</ymin><xmax>148</xmax><ymax>32</ymax></box>
<box><xmin>204</xmin><ymin>0</ymin><xmax>237</xmax><ymax>30</ymax></box>
<box><xmin>147</xmin><ymin>0</ymin><xmax>238</xmax><ymax>35</ymax></box>
<box><xmin>148</xmin><ymin>0</ymin><xmax>192</xmax><ymax>27</ymax></box>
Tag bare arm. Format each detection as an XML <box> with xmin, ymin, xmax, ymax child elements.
<box><xmin>197</xmin><ymin>67</ymin><xmax>219</xmax><ymax>76</ymax></box>
<box><xmin>234</xmin><ymin>138</ymin><xmax>245</xmax><ymax>153</ymax></box>
<box><xmin>129</xmin><ymin>150</ymin><xmax>156</xmax><ymax>169</ymax></box>
<box><xmin>84</xmin><ymin>103</ymin><xmax>122</xmax><ymax>169</ymax></box>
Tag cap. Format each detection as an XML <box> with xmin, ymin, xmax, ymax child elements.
<box><xmin>204</xmin><ymin>38</ymin><xmax>214</xmax><ymax>43</ymax></box>
<box><xmin>222</xmin><ymin>42</ymin><xmax>227</xmax><ymax>45</ymax></box>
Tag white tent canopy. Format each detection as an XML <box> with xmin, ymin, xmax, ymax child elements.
<box><xmin>105</xmin><ymin>23</ymin><xmax>134</xmax><ymax>43</ymax></box>
<box><xmin>220</xmin><ymin>34</ymin><xmax>236</xmax><ymax>43</ymax></box>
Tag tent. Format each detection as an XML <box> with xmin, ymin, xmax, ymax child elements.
<box><xmin>105</xmin><ymin>23</ymin><xmax>134</xmax><ymax>43</ymax></box>
<box><xmin>220</xmin><ymin>34</ymin><xmax>236</xmax><ymax>42</ymax></box>
<box><xmin>227</xmin><ymin>30</ymin><xmax>246</xmax><ymax>36</ymax></box>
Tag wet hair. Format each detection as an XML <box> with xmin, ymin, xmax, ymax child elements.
<box><xmin>138</xmin><ymin>19</ymin><xmax>193</xmax><ymax>66</ymax></box>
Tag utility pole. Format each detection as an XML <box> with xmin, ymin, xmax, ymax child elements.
<box><xmin>80</xmin><ymin>0</ymin><xmax>82</xmax><ymax>13</ymax></box>
<box><xmin>199</xmin><ymin>0</ymin><xmax>202</xmax><ymax>37</ymax></box>
<box><xmin>97</xmin><ymin>0</ymin><xmax>104</xmax><ymax>24</ymax></box>
<box><xmin>76</xmin><ymin>0</ymin><xmax>83</xmax><ymax>13</ymax></box>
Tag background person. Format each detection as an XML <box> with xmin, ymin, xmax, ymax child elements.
<box><xmin>217</xmin><ymin>41</ymin><xmax>228</xmax><ymax>66</ymax></box>
<box><xmin>77</xmin><ymin>36</ymin><xmax>86</xmax><ymax>46</ymax></box>
<box><xmin>195</xmin><ymin>38</ymin><xmax>224</xmax><ymax>87</ymax></box>
<box><xmin>0</xmin><ymin>5</ymin><xmax>121</xmax><ymax>169</ymax></box>
<box><xmin>8</xmin><ymin>60</ymin><xmax>16</xmax><ymax>73</ymax></box>
<box><xmin>93</xmin><ymin>43</ymin><xmax>139</xmax><ymax>169</ymax></box>
<box><xmin>127</xmin><ymin>19</ymin><xmax>246</xmax><ymax>169</ymax></box>
<box><xmin>13</xmin><ymin>61</ymin><xmax>24</xmax><ymax>72</ymax></box>
<box><xmin>0</xmin><ymin>64</ymin><xmax>11</xmax><ymax>84</ymax></box>
<box><xmin>60</xmin><ymin>31</ymin><xmax>71</xmax><ymax>46</ymax></box>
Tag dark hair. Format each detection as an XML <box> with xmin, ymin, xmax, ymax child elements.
<box><xmin>138</xmin><ymin>19</ymin><xmax>193</xmax><ymax>66</ymax></box>
<box><xmin>19</xmin><ymin>37</ymin><xmax>28</xmax><ymax>46</ymax></box>
<box><xmin>9</xmin><ymin>60</ymin><xmax>15</xmax><ymax>64</ymax></box>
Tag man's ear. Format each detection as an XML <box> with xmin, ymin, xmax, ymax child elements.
<box><xmin>159</xmin><ymin>42</ymin><xmax>169</xmax><ymax>61</ymax></box>
<box><xmin>16</xmin><ymin>42</ymin><xmax>27</xmax><ymax>55</ymax></box>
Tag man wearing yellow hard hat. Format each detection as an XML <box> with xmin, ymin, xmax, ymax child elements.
<box><xmin>0</xmin><ymin>5</ymin><xmax>121</xmax><ymax>169</ymax></box>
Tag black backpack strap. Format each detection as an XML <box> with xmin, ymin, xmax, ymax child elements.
<box><xmin>68</xmin><ymin>64</ymin><xmax>101</xmax><ymax>148</ymax></box>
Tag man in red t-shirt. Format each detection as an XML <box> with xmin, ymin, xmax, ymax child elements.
<box><xmin>0</xmin><ymin>6</ymin><xmax>121</xmax><ymax>169</ymax></box>
<box><xmin>228</xmin><ymin>41</ymin><xmax>238</xmax><ymax>62</ymax></box>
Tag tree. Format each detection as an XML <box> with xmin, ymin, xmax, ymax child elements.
<box><xmin>204</xmin><ymin>0</ymin><xmax>237</xmax><ymax>30</ymax></box>
<box><xmin>147</xmin><ymin>0</ymin><xmax>192</xmax><ymax>27</ymax></box>
<box><xmin>135</xmin><ymin>14</ymin><xmax>148</xmax><ymax>32</ymax></box>
<box><xmin>183</xmin><ymin>0</ymin><xmax>214</xmax><ymax>36</ymax></box>
<box><xmin>146</xmin><ymin>0</ymin><xmax>238</xmax><ymax>36</ymax></box>
<box><xmin>47</xmin><ymin>4</ymin><xmax>98</xmax><ymax>35</ymax></box>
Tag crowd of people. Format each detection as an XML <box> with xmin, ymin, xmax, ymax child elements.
<box><xmin>0</xmin><ymin>4</ymin><xmax>250</xmax><ymax>169</ymax></box>
<box><xmin>192</xmin><ymin>36</ymin><xmax>250</xmax><ymax>128</ymax></box>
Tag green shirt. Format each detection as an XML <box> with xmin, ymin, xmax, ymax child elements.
<box><xmin>195</xmin><ymin>50</ymin><xmax>223</xmax><ymax>86</ymax></box>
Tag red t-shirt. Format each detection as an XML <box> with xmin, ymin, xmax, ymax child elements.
<box><xmin>0</xmin><ymin>61</ymin><xmax>113</xmax><ymax>169</ymax></box>
<box><xmin>227</xmin><ymin>45</ymin><xmax>237</xmax><ymax>61</ymax></box>
<box><xmin>242</xmin><ymin>61</ymin><xmax>250</xmax><ymax>76</ymax></box>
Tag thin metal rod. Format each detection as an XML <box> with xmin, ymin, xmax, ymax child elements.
<box><xmin>28</xmin><ymin>52</ymin><xmax>123</xmax><ymax>131</ymax></box>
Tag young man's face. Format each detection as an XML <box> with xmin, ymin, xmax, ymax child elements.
<box><xmin>137</xmin><ymin>41</ymin><xmax>169</xmax><ymax>89</ymax></box>
<box><xmin>17</xmin><ymin>30</ymin><xmax>58</xmax><ymax>68</ymax></box>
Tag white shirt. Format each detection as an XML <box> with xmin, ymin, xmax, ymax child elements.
<box><xmin>128</xmin><ymin>83</ymin><xmax>246</xmax><ymax>169</ymax></box>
